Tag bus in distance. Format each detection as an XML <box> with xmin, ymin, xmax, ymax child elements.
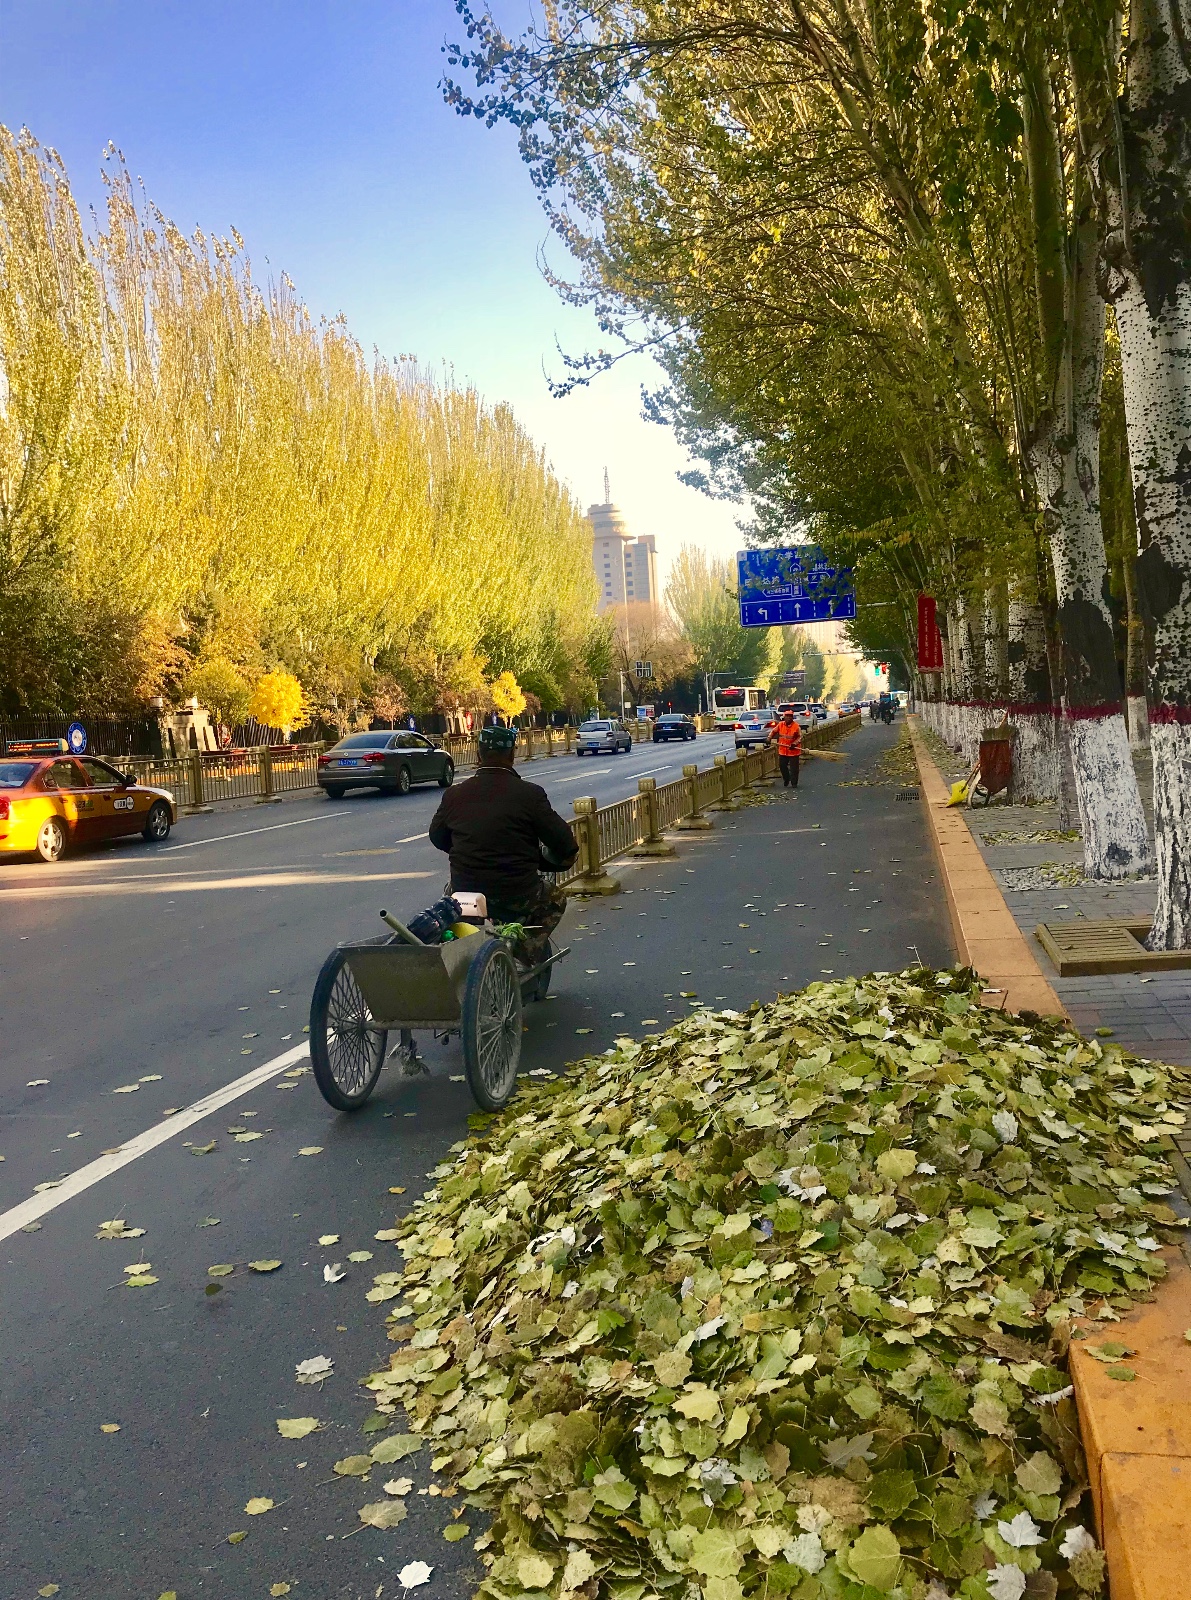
<box><xmin>711</xmin><ymin>684</ymin><xmax>768</xmax><ymax>728</ymax></box>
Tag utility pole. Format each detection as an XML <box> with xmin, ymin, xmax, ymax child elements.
<box><xmin>619</xmin><ymin>669</ymin><xmax>627</xmax><ymax>715</ymax></box>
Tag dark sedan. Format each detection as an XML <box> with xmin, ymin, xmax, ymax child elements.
<box><xmin>652</xmin><ymin>713</ymin><xmax>697</xmax><ymax>743</ymax></box>
<box><xmin>317</xmin><ymin>731</ymin><xmax>454</xmax><ymax>798</ymax></box>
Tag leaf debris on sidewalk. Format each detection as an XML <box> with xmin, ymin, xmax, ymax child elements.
<box><xmin>356</xmin><ymin>965</ymin><xmax>1186</xmax><ymax>1595</ymax></box>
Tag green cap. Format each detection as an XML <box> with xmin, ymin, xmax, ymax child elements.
<box><xmin>479</xmin><ymin>724</ymin><xmax>518</xmax><ymax>752</ymax></box>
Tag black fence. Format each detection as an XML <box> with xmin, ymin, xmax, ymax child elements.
<box><xmin>0</xmin><ymin>713</ymin><xmax>162</xmax><ymax>758</ymax></box>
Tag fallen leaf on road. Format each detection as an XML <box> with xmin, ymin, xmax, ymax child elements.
<box><xmin>270</xmin><ymin>1586</ymin><xmax>291</xmax><ymax>1597</ymax></box>
<box><xmin>384</xmin><ymin>1477</ymin><xmax>414</xmax><ymax>1496</ymax></box>
<box><xmin>359</xmin><ymin>1500</ymin><xmax>408</xmax><ymax>1528</ymax></box>
<box><xmin>124</xmin><ymin>1273</ymin><xmax>158</xmax><ymax>1288</ymax></box>
<box><xmin>348</xmin><ymin>1250</ymin><xmax>373</xmax><ymax>1262</ymax></box>
<box><xmin>26</xmin><ymin>1079</ymin><xmax>49</xmax><ymax>1087</ymax></box>
<box><xmin>21</xmin><ymin>1222</ymin><xmax>41</xmax><ymax>1232</ymax></box>
<box><xmin>370</xmin><ymin>1433</ymin><xmax>422</xmax><ymax>1463</ymax></box>
<box><xmin>298</xmin><ymin>1146</ymin><xmax>323</xmax><ymax>1156</ymax></box>
<box><xmin>443</xmin><ymin>1524</ymin><xmax>470</xmax><ymax>1541</ymax></box>
<box><xmin>234</xmin><ymin>1131</ymin><xmax>263</xmax><ymax>1143</ymax></box>
<box><xmin>374</xmin><ymin>1228</ymin><xmax>400</xmax><ymax>1241</ymax></box>
<box><xmin>198</xmin><ymin>1217</ymin><xmax>220</xmax><ymax>1227</ymax></box>
<box><xmin>399</xmin><ymin>1561</ymin><xmax>433</xmax><ymax>1588</ymax></box>
<box><xmin>208</xmin><ymin>1265</ymin><xmax>235</xmax><ymax>1277</ymax></box>
<box><xmin>249</xmin><ymin>1260</ymin><xmax>282</xmax><ymax>1273</ymax></box>
<box><xmin>277</xmin><ymin>1417</ymin><xmax>320</xmax><ymax>1438</ymax></box>
<box><xmin>334</xmin><ymin>1454</ymin><xmax>373</xmax><ymax>1476</ymax></box>
<box><xmin>245</xmin><ymin>1497</ymin><xmax>274</xmax><ymax>1515</ymax></box>
<box><xmin>33</xmin><ymin>1180</ymin><xmax>62</xmax><ymax>1193</ymax></box>
<box><xmin>227</xmin><ymin>1530</ymin><xmax>248</xmax><ymax>1544</ymax></box>
<box><xmin>318</xmin><ymin>1234</ymin><xmax>340</xmax><ymax>1245</ymax></box>
<box><xmin>324</xmin><ymin>1263</ymin><xmax>346</xmax><ymax>1283</ymax></box>
<box><xmin>389</xmin><ymin>1186</ymin><xmax>406</xmax><ymax>1195</ymax></box>
<box><xmin>100</xmin><ymin>1423</ymin><xmax>120</xmax><ymax>1433</ymax></box>
<box><xmin>38</xmin><ymin>1588</ymin><xmax>59</xmax><ymax>1597</ymax></box>
<box><xmin>242</xmin><ymin>1033</ymin><xmax>258</xmax><ymax>1039</ymax></box>
<box><xmin>124</xmin><ymin>1261</ymin><xmax>151</xmax><ymax>1273</ymax></box>
<box><xmin>112</xmin><ymin>1084</ymin><xmax>140</xmax><ymax>1093</ymax></box>
<box><xmin>96</xmin><ymin>1220</ymin><xmax>145</xmax><ymax>1240</ymax></box>
<box><xmin>574</xmin><ymin>1028</ymin><xmax>592</xmax><ymax>1035</ymax></box>
<box><xmin>139</xmin><ymin>1074</ymin><xmax>163</xmax><ymax>1082</ymax></box>
<box><xmin>190</xmin><ymin>1141</ymin><xmax>216</xmax><ymax>1155</ymax></box>
<box><xmin>295</xmin><ymin>1355</ymin><xmax>333</xmax><ymax>1383</ymax></box>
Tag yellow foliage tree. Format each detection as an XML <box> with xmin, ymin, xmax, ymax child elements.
<box><xmin>0</xmin><ymin>128</ymin><xmax>599</xmax><ymax>719</ymax></box>
<box><xmin>490</xmin><ymin>671</ymin><xmax>527</xmax><ymax>723</ymax></box>
<box><xmin>249</xmin><ymin>671</ymin><xmax>307</xmax><ymax>735</ymax></box>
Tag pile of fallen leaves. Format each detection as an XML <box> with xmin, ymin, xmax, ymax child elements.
<box><xmin>361</xmin><ymin>969</ymin><xmax>1188</xmax><ymax>1600</ymax></box>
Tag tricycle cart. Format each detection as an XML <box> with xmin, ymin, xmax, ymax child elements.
<box><xmin>309</xmin><ymin>908</ymin><xmax>566</xmax><ymax>1114</ymax></box>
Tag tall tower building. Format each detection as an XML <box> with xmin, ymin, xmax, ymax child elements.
<box><xmin>587</xmin><ymin>473</ymin><xmax>658</xmax><ymax>612</ymax></box>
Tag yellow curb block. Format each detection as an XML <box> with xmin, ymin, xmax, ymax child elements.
<box><xmin>1070</xmin><ymin>1248</ymin><xmax>1191</xmax><ymax>1600</ymax></box>
<box><xmin>905</xmin><ymin>717</ymin><xmax>1066</xmax><ymax>1017</ymax></box>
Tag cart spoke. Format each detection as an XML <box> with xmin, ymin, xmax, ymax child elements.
<box><xmin>326</xmin><ymin>963</ymin><xmax>383</xmax><ymax>1096</ymax></box>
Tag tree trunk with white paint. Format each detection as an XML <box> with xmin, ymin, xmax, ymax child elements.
<box><xmin>1027</xmin><ymin>209</ymin><xmax>1152</xmax><ymax>879</ymax></box>
<box><xmin>1104</xmin><ymin>0</ymin><xmax>1191</xmax><ymax>944</ymax></box>
<box><xmin>1007</xmin><ymin>594</ymin><xmax>1058</xmax><ymax>801</ymax></box>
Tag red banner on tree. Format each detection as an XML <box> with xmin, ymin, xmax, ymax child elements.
<box><xmin>917</xmin><ymin>594</ymin><xmax>944</xmax><ymax>672</ymax></box>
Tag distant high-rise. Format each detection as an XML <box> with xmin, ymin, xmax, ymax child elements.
<box><xmin>587</xmin><ymin>476</ymin><xmax>658</xmax><ymax>612</ymax></box>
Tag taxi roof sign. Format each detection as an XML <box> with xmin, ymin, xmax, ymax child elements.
<box><xmin>5</xmin><ymin>738</ymin><xmax>69</xmax><ymax>756</ymax></box>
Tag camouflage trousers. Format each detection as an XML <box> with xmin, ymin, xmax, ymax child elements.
<box><xmin>486</xmin><ymin>876</ymin><xmax>568</xmax><ymax>967</ymax></box>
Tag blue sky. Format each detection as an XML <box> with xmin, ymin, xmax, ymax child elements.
<box><xmin>0</xmin><ymin>0</ymin><xmax>744</xmax><ymax>580</ymax></box>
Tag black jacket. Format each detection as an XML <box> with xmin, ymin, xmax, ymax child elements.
<box><xmin>428</xmin><ymin>766</ymin><xmax>578</xmax><ymax>899</ymax></box>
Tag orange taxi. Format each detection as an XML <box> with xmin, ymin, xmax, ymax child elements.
<box><xmin>0</xmin><ymin>741</ymin><xmax>176</xmax><ymax>862</ymax></box>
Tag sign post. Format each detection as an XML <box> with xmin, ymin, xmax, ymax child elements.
<box><xmin>737</xmin><ymin>547</ymin><xmax>856</xmax><ymax>627</ymax></box>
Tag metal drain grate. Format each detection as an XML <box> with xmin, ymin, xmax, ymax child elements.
<box><xmin>894</xmin><ymin>788</ymin><xmax>920</xmax><ymax>801</ymax></box>
<box><xmin>1035</xmin><ymin>918</ymin><xmax>1191</xmax><ymax>976</ymax></box>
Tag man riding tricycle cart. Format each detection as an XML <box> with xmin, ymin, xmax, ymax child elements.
<box><xmin>309</xmin><ymin>724</ymin><xmax>577</xmax><ymax>1112</ymax></box>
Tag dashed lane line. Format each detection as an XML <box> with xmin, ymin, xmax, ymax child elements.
<box><xmin>0</xmin><ymin>1043</ymin><xmax>310</xmax><ymax>1244</ymax></box>
<box><xmin>163</xmin><ymin>811</ymin><xmax>349</xmax><ymax>850</ymax></box>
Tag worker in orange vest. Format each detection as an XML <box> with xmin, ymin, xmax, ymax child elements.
<box><xmin>770</xmin><ymin>710</ymin><xmax>802</xmax><ymax>788</ymax></box>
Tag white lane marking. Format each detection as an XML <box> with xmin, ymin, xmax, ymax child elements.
<box><xmin>164</xmin><ymin>812</ymin><xmax>349</xmax><ymax>851</ymax></box>
<box><xmin>0</xmin><ymin>1044</ymin><xmax>311</xmax><ymax>1243</ymax></box>
<box><xmin>0</xmin><ymin>869</ymin><xmax>436</xmax><ymax>900</ymax></box>
<box><xmin>554</xmin><ymin>768</ymin><xmax>612</xmax><ymax>783</ymax></box>
<box><xmin>396</xmin><ymin>832</ymin><xmax>428</xmax><ymax>843</ymax></box>
<box><xmin>624</xmin><ymin>764</ymin><xmax>673</xmax><ymax>780</ymax></box>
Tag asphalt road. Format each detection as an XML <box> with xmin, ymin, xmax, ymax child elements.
<box><xmin>0</xmin><ymin>720</ymin><xmax>951</xmax><ymax>1599</ymax></box>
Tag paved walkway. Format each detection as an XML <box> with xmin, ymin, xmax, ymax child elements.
<box><xmin>916</xmin><ymin>724</ymin><xmax>1191</xmax><ymax>1066</ymax></box>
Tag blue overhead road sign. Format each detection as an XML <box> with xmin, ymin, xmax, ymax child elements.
<box><xmin>737</xmin><ymin>547</ymin><xmax>856</xmax><ymax>627</ymax></box>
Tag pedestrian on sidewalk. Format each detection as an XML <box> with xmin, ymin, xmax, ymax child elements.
<box><xmin>770</xmin><ymin>710</ymin><xmax>801</xmax><ymax>788</ymax></box>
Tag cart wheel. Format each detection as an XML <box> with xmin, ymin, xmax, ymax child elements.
<box><xmin>310</xmin><ymin>948</ymin><xmax>388</xmax><ymax>1111</ymax></box>
<box><xmin>462</xmin><ymin>941</ymin><xmax>523</xmax><ymax>1111</ymax></box>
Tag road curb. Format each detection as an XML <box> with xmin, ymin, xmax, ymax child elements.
<box><xmin>905</xmin><ymin>716</ymin><xmax>1066</xmax><ymax>1017</ymax></box>
<box><xmin>1069</xmin><ymin>1246</ymin><xmax>1191</xmax><ymax>1600</ymax></box>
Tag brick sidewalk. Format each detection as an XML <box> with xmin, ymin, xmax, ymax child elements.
<box><xmin>916</xmin><ymin>723</ymin><xmax>1191</xmax><ymax>1066</ymax></box>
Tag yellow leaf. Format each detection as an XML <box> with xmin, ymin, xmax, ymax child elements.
<box><xmin>100</xmin><ymin>1422</ymin><xmax>121</xmax><ymax>1433</ymax></box>
<box><xmin>249</xmin><ymin>1259</ymin><xmax>282</xmax><ymax>1272</ymax></box>
<box><xmin>227</xmin><ymin>1530</ymin><xmax>248</xmax><ymax>1544</ymax></box>
<box><xmin>298</xmin><ymin>1146</ymin><xmax>323</xmax><ymax>1156</ymax></box>
<box><xmin>271</xmin><ymin>1586</ymin><xmax>292</xmax><ymax>1597</ymax></box>
<box><xmin>245</xmin><ymin>1497</ymin><xmax>274</xmax><ymax>1515</ymax></box>
<box><xmin>208</xmin><ymin>1264</ymin><xmax>235</xmax><ymax>1277</ymax></box>
<box><xmin>276</xmin><ymin>1417</ymin><xmax>320</xmax><ymax>1438</ymax></box>
<box><xmin>673</xmin><ymin>1387</ymin><xmax>721</xmax><ymax>1421</ymax></box>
